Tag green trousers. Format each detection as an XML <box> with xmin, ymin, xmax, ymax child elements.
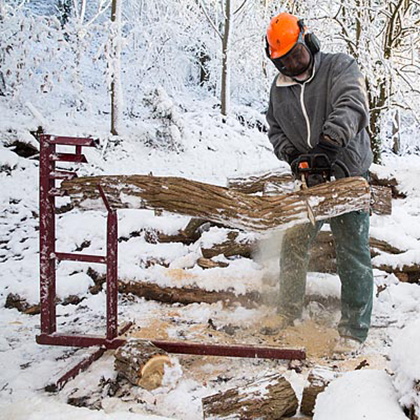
<box><xmin>279</xmin><ymin>209</ymin><xmax>374</xmax><ymax>343</ymax></box>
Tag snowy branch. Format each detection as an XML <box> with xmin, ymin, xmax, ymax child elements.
<box><xmin>198</xmin><ymin>0</ymin><xmax>223</xmax><ymax>41</ymax></box>
<box><xmin>234</xmin><ymin>0</ymin><xmax>249</xmax><ymax>17</ymax></box>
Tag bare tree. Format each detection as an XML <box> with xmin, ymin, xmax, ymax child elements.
<box><xmin>326</xmin><ymin>0</ymin><xmax>420</xmax><ymax>162</ymax></box>
<box><xmin>199</xmin><ymin>0</ymin><xmax>250</xmax><ymax>116</ymax></box>
<box><xmin>110</xmin><ymin>0</ymin><xmax>122</xmax><ymax>135</ymax></box>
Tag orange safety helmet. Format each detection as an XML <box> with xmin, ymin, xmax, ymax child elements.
<box><xmin>266</xmin><ymin>12</ymin><xmax>301</xmax><ymax>59</ymax></box>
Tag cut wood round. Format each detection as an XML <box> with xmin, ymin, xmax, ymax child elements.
<box><xmin>61</xmin><ymin>175</ymin><xmax>371</xmax><ymax>233</ymax></box>
<box><xmin>114</xmin><ymin>340</ymin><xmax>171</xmax><ymax>390</ymax></box>
<box><xmin>202</xmin><ymin>373</ymin><xmax>298</xmax><ymax>419</ymax></box>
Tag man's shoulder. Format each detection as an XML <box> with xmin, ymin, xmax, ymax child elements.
<box><xmin>320</xmin><ymin>51</ymin><xmax>356</xmax><ymax>66</ymax></box>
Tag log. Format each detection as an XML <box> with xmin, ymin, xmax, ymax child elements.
<box><xmin>228</xmin><ymin>170</ymin><xmax>392</xmax><ymax>216</ymax></box>
<box><xmin>374</xmin><ymin>263</ymin><xmax>420</xmax><ymax>283</ymax></box>
<box><xmin>118</xmin><ymin>279</ymin><xmax>261</xmax><ymax>308</ymax></box>
<box><xmin>308</xmin><ymin>231</ymin><xmax>405</xmax><ymax>274</ymax></box>
<box><xmin>300</xmin><ymin>368</ymin><xmax>340</xmax><ymax>416</ymax></box>
<box><xmin>369</xmin><ymin>171</ymin><xmax>406</xmax><ymax>199</ymax></box>
<box><xmin>202</xmin><ymin>373</ymin><xmax>298</xmax><ymax>419</ymax></box>
<box><xmin>201</xmin><ymin>230</ymin><xmax>253</xmax><ymax>259</ymax></box>
<box><xmin>114</xmin><ymin>340</ymin><xmax>171</xmax><ymax>390</ymax></box>
<box><xmin>61</xmin><ymin>175</ymin><xmax>371</xmax><ymax>233</ymax></box>
<box><xmin>228</xmin><ymin>170</ymin><xmax>294</xmax><ymax>194</ymax></box>
<box><xmin>370</xmin><ymin>185</ymin><xmax>392</xmax><ymax>215</ymax></box>
<box><xmin>197</xmin><ymin>257</ymin><xmax>229</xmax><ymax>269</ymax></box>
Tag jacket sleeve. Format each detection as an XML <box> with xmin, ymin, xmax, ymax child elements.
<box><xmin>322</xmin><ymin>54</ymin><xmax>369</xmax><ymax>147</ymax></box>
<box><xmin>266</xmin><ymin>83</ymin><xmax>297</xmax><ymax>161</ymax></box>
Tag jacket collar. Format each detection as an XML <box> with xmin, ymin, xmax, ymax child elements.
<box><xmin>275</xmin><ymin>52</ymin><xmax>321</xmax><ymax>87</ymax></box>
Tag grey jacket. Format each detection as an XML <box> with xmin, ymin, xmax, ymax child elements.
<box><xmin>266</xmin><ymin>52</ymin><xmax>373</xmax><ymax>176</ymax></box>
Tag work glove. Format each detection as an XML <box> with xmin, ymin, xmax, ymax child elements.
<box><xmin>284</xmin><ymin>148</ymin><xmax>301</xmax><ymax>165</ymax></box>
<box><xmin>311</xmin><ymin>135</ymin><xmax>341</xmax><ymax>164</ymax></box>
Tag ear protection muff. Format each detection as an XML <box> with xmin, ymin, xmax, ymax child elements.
<box><xmin>298</xmin><ymin>19</ymin><xmax>321</xmax><ymax>55</ymax></box>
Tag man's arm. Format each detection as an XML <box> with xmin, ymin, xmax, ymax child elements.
<box><xmin>266</xmin><ymin>85</ymin><xmax>300</xmax><ymax>163</ymax></box>
<box><xmin>322</xmin><ymin>54</ymin><xmax>369</xmax><ymax>147</ymax></box>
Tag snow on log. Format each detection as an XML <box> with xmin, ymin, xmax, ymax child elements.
<box><xmin>118</xmin><ymin>279</ymin><xmax>261</xmax><ymax>308</ymax></box>
<box><xmin>114</xmin><ymin>340</ymin><xmax>171</xmax><ymax>390</ymax></box>
<box><xmin>61</xmin><ymin>175</ymin><xmax>371</xmax><ymax>232</ymax></box>
<box><xmin>201</xmin><ymin>373</ymin><xmax>298</xmax><ymax>419</ymax></box>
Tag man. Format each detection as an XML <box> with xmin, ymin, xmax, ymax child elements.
<box><xmin>265</xmin><ymin>12</ymin><xmax>374</xmax><ymax>352</ymax></box>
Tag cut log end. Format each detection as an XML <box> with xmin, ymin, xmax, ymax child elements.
<box><xmin>114</xmin><ymin>340</ymin><xmax>172</xmax><ymax>390</ymax></box>
<box><xmin>138</xmin><ymin>354</ymin><xmax>171</xmax><ymax>390</ymax></box>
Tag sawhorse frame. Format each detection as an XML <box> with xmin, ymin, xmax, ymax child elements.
<box><xmin>36</xmin><ymin>134</ymin><xmax>305</xmax><ymax>391</ymax></box>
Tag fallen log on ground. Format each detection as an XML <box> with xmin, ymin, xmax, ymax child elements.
<box><xmin>62</xmin><ymin>175</ymin><xmax>371</xmax><ymax>232</ymax></box>
<box><xmin>201</xmin><ymin>230</ymin><xmax>253</xmax><ymax>259</ymax></box>
<box><xmin>118</xmin><ymin>279</ymin><xmax>261</xmax><ymax>308</ymax></box>
<box><xmin>202</xmin><ymin>373</ymin><xmax>298</xmax><ymax>419</ymax></box>
<box><xmin>114</xmin><ymin>340</ymin><xmax>171</xmax><ymax>390</ymax></box>
<box><xmin>369</xmin><ymin>171</ymin><xmax>406</xmax><ymax>199</ymax></box>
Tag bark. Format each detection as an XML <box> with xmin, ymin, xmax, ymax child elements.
<box><xmin>114</xmin><ymin>340</ymin><xmax>171</xmax><ymax>390</ymax></box>
<box><xmin>197</xmin><ymin>257</ymin><xmax>229</xmax><ymax>269</ymax></box>
<box><xmin>300</xmin><ymin>368</ymin><xmax>340</xmax><ymax>416</ymax></box>
<box><xmin>201</xmin><ymin>230</ymin><xmax>253</xmax><ymax>259</ymax></box>
<box><xmin>221</xmin><ymin>0</ymin><xmax>231</xmax><ymax>117</ymax></box>
<box><xmin>374</xmin><ymin>263</ymin><xmax>420</xmax><ymax>283</ymax></box>
<box><xmin>370</xmin><ymin>185</ymin><xmax>392</xmax><ymax>215</ymax></box>
<box><xmin>61</xmin><ymin>175</ymin><xmax>371</xmax><ymax>233</ymax></box>
<box><xmin>228</xmin><ymin>170</ymin><xmax>294</xmax><ymax>194</ymax></box>
<box><xmin>369</xmin><ymin>171</ymin><xmax>406</xmax><ymax>199</ymax></box>
<box><xmin>118</xmin><ymin>279</ymin><xmax>261</xmax><ymax>308</ymax></box>
<box><xmin>308</xmin><ymin>230</ymin><xmax>406</xmax><ymax>274</ymax></box>
<box><xmin>229</xmin><ymin>169</ymin><xmax>391</xmax><ymax>215</ymax></box>
<box><xmin>202</xmin><ymin>373</ymin><xmax>298</xmax><ymax>419</ymax></box>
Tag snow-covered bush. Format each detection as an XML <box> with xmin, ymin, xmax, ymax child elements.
<box><xmin>142</xmin><ymin>87</ymin><xmax>185</xmax><ymax>152</ymax></box>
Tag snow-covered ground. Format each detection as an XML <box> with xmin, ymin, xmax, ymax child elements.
<box><xmin>1</xmin><ymin>93</ymin><xmax>420</xmax><ymax>420</ymax></box>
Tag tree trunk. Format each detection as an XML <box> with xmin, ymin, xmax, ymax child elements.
<box><xmin>114</xmin><ymin>340</ymin><xmax>171</xmax><ymax>390</ymax></box>
<box><xmin>61</xmin><ymin>175</ymin><xmax>371</xmax><ymax>233</ymax></box>
<box><xmin>202</xmin><ymin>373</ymin><xmax>298</xmax><ymax>419</ymax></box>
<box><xmin>221</xmin><ymin>0</ymin><xmax>231</xmax><ymax>117</ymax></box>
<box><xmin>110</xmin><ymin>0</ymin><xmax>122</xmax><ymax>135</ymax></box>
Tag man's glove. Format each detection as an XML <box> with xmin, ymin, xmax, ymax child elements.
<box><xmin>311</xmin><ymin>135</ymin><xmax>341</xmax><ymax>164</ymax></box>
<box><xmin>284</xmin><ymin>148</ymin><xmax>301</xmax><ymax>165</ymax></box>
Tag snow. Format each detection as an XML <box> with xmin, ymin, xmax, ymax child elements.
<box><xmin>314</xmin><ymin>370</ymin><xmax>408</xmax><ymax>420</ymax></box>
<box><xmin>0</xmin><ymin>397</ymin><xmax>171</xmax><ymax>420</ymax></box>
<box><xmin>390</xmin><ymin>318</ymin><xmax>420</xmax><ymax>416</ymax></box>
<box><xmin>1</xmin><ymin>2</ymin><xmax>420</xmax><ymax>419</ymax></box>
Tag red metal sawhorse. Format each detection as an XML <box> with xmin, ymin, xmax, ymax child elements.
<box><xmin>36</xmin><ymin>134</ymin><xmax>305</xmax><ymax>391</ymax></box>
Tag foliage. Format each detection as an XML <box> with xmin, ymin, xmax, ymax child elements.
<box><xmin>1</xmin><ymin>0</ymin><xmax>419</xmax><ymax>154</ymax></box>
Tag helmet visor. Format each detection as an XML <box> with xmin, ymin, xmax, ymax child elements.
<box><xmin>272</xmin><ymin>41</ymin><xmax>312</xmax><ymax>78</ymax></box>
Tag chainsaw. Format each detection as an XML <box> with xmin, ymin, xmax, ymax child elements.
<box><xmin>291</xmin><ymin>153</ymin><xmax>351</xmax><ymax>225</ymax></box>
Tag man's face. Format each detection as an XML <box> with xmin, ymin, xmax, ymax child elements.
<box><xmin>272</xmin><ymin>42</ymin><xmax>312</xmax><ymax>78</ymax></box>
